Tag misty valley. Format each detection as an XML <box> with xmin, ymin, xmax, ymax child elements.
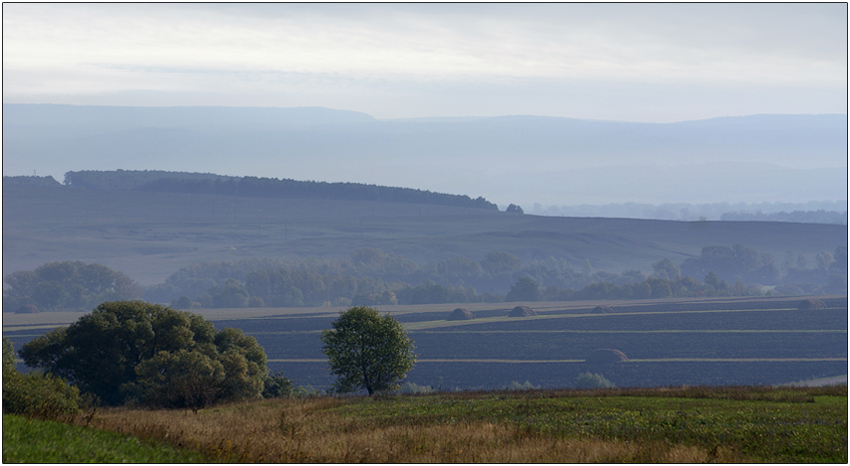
<box><xmin>3</xmin><ymin>170</ymin><xmax>846</xmax><ymax>392</ymax></box>
<box><xmin>3</xmin><ymin>5</ymin><xmax>847</xmax><ymax>462</ymax></box>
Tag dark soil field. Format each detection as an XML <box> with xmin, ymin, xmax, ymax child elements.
<box><xmin>6</xmin><ymin>296</ymin><xmax>845</xmax><ymax>391</ymax></box>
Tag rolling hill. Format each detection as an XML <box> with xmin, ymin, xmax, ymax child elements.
<box><xmin>3</xmin><ymin>180</ymin><xmax>845</xmax><ymax>286</ymax></box>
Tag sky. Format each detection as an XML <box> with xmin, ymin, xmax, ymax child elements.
<box><xmin>3</xmin><ymin>3</ymin><xmax>847</xmax><ymax>122</ymax></box>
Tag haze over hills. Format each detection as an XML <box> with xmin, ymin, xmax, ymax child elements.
<box><xmin>3</xmin><ymin>104</ymin><xmax>846</xmax><ymax>210</ymax></box>
<box><xmin>3</xmin><ymin>175</ymin><xmax>846</xmax><ymax>287</ymax></box>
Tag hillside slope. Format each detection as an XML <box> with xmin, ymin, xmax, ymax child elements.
<box><xmin>4</xmin><ymin>185</ymin><xmax>845</xmax><ymax>285</ymax></box>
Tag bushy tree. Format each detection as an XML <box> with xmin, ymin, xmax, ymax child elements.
<box><xmin>652</xmin><ymin>258</ymin><xmax>681</xmax><ymax>280</ymax></box>
<box><xmin>321</xmin><ymin>306</ymin><xmax>416</xmax><ymax>395</ymax></box>
<box><xmin>19</xmin><ymin>301</ymin><xmax>269</xmax><ymax>408</ymax></box>
<box><xmin>263</xmin><ymin>371</ymin><xmax>295</xmax><ymax>398</ymax></box>
<box><xmin>506</xmin><ymin>276</ymin><xmax>540</xmax><ymax>302</ymax></box>
<box><xmin>131</xmin><ymin>349</ymin><xmax>224</xmax><ymax>409</ymax></box>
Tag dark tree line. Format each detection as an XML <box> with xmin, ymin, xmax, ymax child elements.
<box><xmin>63</xmin><ymin>169</ymin><xmax>230</xmax><ymax>190</ymax></box>
<box><xmin>60</xmin><ymin>170</ymin><xmax>498</xmax><ymax>210</ymax></box>
<box><xmin>3</xmin><ymin>175</ymin><xmax>62</xmax><ymax>188</ymax></box>
<box><xmin>137</xmin><ymin>176</ymin><xmax>498</xmax><ymax>210</ymax></box>
<box><xmin>720</xmin><ymin>210</ymin><xmax>847</xmax><ymax>224</ymax></box>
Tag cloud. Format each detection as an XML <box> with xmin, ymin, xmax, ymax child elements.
<box><xmin>3</xmin><ymin>3</ymin><xmax>846</xmax><ymax>120</ymax></box>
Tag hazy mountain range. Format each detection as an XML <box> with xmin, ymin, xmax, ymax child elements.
<box><xmin>3</xmin><ymin>104</ymin><xmax>846</xmax><ymax>208</ymax></box>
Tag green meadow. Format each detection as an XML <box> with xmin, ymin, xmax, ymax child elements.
<box><xmin>5</xmin><ymin>385</ymin><xmax>846</xmax><ymax>463</ymax></box>
<box><xmin>2</xmin><ymin>414</ymin><xmax>207</xmax><ymax>463</ymax></box>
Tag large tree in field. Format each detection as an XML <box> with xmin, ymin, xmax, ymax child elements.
<box><xmin>19</xmin><ymin>300</ymin><xmax>269</xmax><ymax>408</ymax></box>
<box><xmin>321</xmin><ymin>306</ymin><xmax>416</xmax><ymax>395</ymax></box>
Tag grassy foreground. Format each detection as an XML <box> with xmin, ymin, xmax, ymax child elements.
<box><xmin>2</xmin><ymin>414</ymin><xmax>207</xmax><ymax>463</ymax></box>
<box><xmin>17</xmin><ymin>385</ymin><xmax>842</xmax><ymax>463</ymax></box>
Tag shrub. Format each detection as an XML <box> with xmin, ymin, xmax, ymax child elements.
<box><xmin>263</xmin><ymin>372</ymin><xmax>295</xmax><ymax>398</ymax></box>
<box><xmin>574</xmin><ymin>372</ymin><xmax>615</xmax><ymax>389</ymax></box>
<box><xmin>3</xmin><ymin>338</ymin><xmax>83</xmax><ymax>418</ymax></box>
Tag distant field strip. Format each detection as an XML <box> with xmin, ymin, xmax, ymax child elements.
<box><xmin>411</xmin><ymin>329</ymin><xmax>846</xmax><ymax>334</ymax></box>
<box><xmin>224</xmin><ymin>329</ymin><xmax>845</xmax><ymax>336</ymax></box>
<box><xmin>268</xmin><ymin>358</ymin><xmax>847</xmax><ymax>363</ymax></box>
<box><xmin>400</xmin><ymin>308</ymin><xmax>836</xmax><ymax>330</ymax></box>
<box><xmin>627</xmin><ymin>358</ymin><xmax>848</xmax><ymax>362</ymax></box>
<box><xmin>1</xmin><ymin>326</ymin><xmax>70</xmax><ymax>332</ymax></box>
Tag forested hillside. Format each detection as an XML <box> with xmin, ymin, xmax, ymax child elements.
<box><xmin>61</xmin><ymin>170</ymin><xmax>498</xmax><ymax>210</ymax></box>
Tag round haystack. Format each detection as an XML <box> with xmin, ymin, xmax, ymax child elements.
<box><xmin>14</xmin><ymin>304</ymin><xmax>38</xmax><ymax>314</ymax></box>
<box><xmin>586</xmin><ymin>348</ymin><xmax>629</xmax><ymax>364</ymax></box>
<box><xmin>509</xmin><ymin>305</ymin><xmax>537</xmax><ymax>317</ymax></box>
<box><xmin>592</xmin><ymin>305</ymin><xmax>614</xmax><ymax>314</ymax></box>
<box><xmin>798</xmin><ymin>298</ymin><xmax>827</xmax><ymax>310</ymax></box>
<box><xmin>448</xmin><ymin>308</ymin><xmax>476</xmax><ymax>320</ymax></box>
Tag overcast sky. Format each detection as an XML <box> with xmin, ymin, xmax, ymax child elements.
<box><xmin>3</xmin><ymin>3</ymin><xmax>846</xmax><ymax>122</ymax></box>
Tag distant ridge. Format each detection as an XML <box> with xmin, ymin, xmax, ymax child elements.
<box><xmin>61</xmin><ymin>170</ymin><xmax>499</xmax><ymax>210</ymax></box>
<box><xmin>4</xmin><ymin>104</ymin><xmax>845</xmax><ymax>207</ymax></box>
<box><xmin>3</xmin><ymin>175</ymin><xmax>62</xmax><ymax>188</ymax></box>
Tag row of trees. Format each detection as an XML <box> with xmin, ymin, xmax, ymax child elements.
<box><xmin>61</xmin><ymin>170</ymin><xmax>498</xmax><ymax>211</ymax></box>
<box><xmin>3</xmin><ymin>261</ymin><xmax>142</xmax><ymax>312</ymax></box>
<box><xmin>719</xmin><ymin>210</ymin><xmax>847</xmax><ymax>224</ymax></box>
<box><xmin>5</xmin><ymin>245</ymin><xmax>845</xmax><ymax>312</ymax></box>
<box><xmin>680</xmin><ymin>244</ymin><xmax>846</xmax><ymax>285</ymax></box>
<box><xmin>506</xmin><ymin>272</ymin><xmax>766</xmax><ymax>302</ymax></box>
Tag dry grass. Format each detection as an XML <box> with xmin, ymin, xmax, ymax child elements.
<box><xmin>73</xmin><ymin>396</ymin><xmax>748</xmax><ymax>463</ymax></box>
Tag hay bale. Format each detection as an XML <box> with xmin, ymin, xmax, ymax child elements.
<box><xmin>586</xmin><ymin>348</ymin><xmax>628</xmax><ymax>364</ymax></box>
<box><xmin>14</xmin><ymin>304</ymin><xmax>39</xmax><ymax>314</ymax></box>
<box><xmin>592</xmin><ymin>305</ymin><xmax>614</xmax><ymax>314</ymax></box>
<box><xmin>798</xmin><ymin>298</ymin><xmax>827</xmax><ymax>310</ymax></box>
<box><xmin>448</xmin><ymin>308</ymin><xmax>476</xmax><ymax>320</ymax></box>
<box><xmin>509</xmin><ymin>305</ymin><xmax>537</xmax><ymax>317</ymax></box>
